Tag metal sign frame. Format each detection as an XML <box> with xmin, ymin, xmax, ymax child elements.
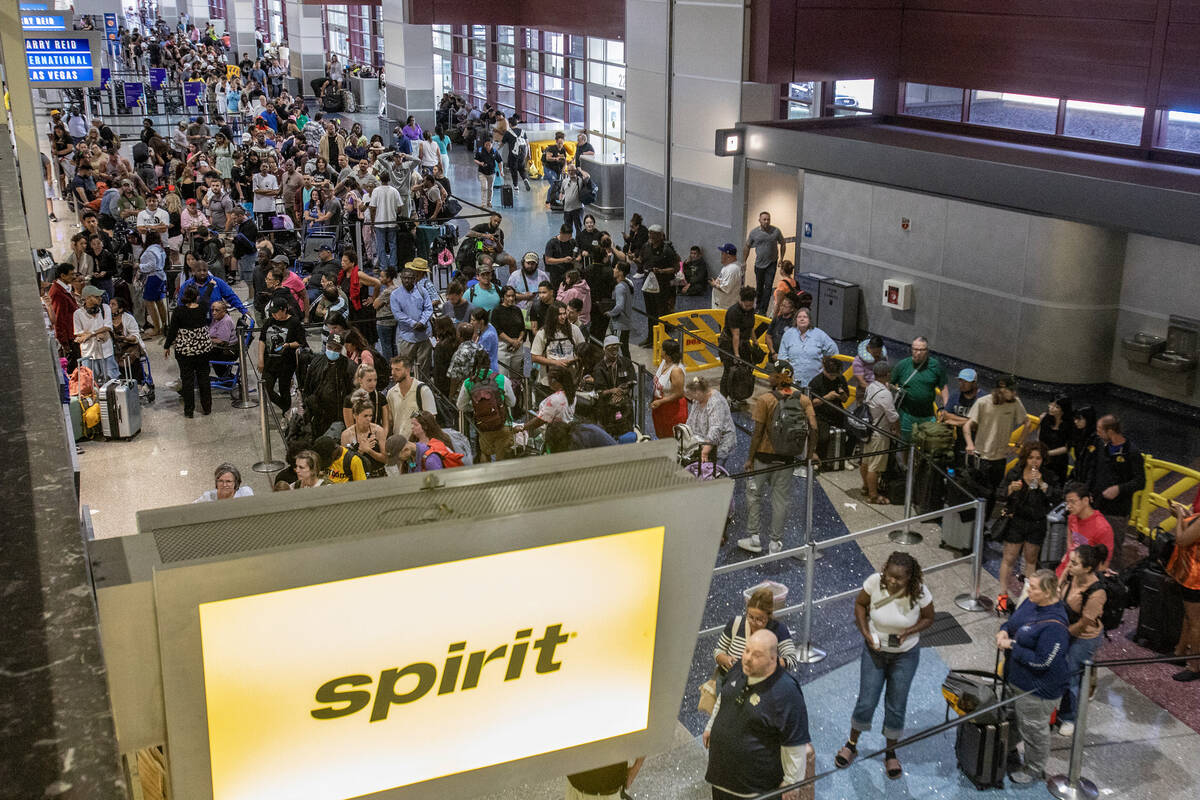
<box><xmin>23</xmin><ymin>30</ymin><xmax>103</xmax><ymax>88</ymax></box>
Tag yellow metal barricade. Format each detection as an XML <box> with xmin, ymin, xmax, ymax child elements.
<box><xmin>652</xmin><ymin>308</ymin><xmax>772</xmax><ymax>376</ymax></box>
<box><xmin>1131</xmin><ymin>456</ymin><xmax>1200</xmax><ymax>536</ymax></box>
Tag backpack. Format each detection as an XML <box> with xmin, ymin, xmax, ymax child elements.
<box><xmin>468</xmin><ymin>371</ymin><xmax>505</xmax><ymax>432</ymax></box>
<box><xmin>1082</xmin><ymin>574</ymin><xmax>1128</xmax><ymax>632</ymax></box>
<box><xmin>913</xmin><ymin>420</ymin><xmax>955</xmax><ymax>462</ymax></box>
<box><xmin>514</xmin><ymin>134</ymin><xmax>529</xmax><ymax>159</ymax></box>
<box><xmin>444</xmin><ymin>428</ymin><xmax>475</xmax><ymax>466</ymax></box>
<box><xmin>422</xmin><ymin>438</ymin><xmax>465</xmax><ymax>469</ymax></box>
<box><xmin>339</xmin><ymin>449</ymin><xmax>366</xmax><ymax>481</ymax></box>
<box><xmin>767</xmin><ymin>389</ymin><xmax>811</xmax><ymax>457</ymax></box>
<box><xmin>579</xmin><ymin>176</ymin><xmax>598</xmax><ymax>205</ymax></box>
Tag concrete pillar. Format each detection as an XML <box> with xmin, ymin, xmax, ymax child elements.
<box><xmin>225</xmin><ymin>0</ymin><xmax>258</xmax><ymax>67</ymax></box>
<box><xmin>624</xmin><ymin>0</ymin><xmax>746</xmax><ymax>259</ymax></box>
<box><xmin>177</xmin><ymin>0</ymin><xmax>210</xmax><ymax>31</ymax></box>
<box><xmin>380</xmin><ymin>2</ymin><xmax>435</xmax><ymax>130</ymax></box>
<box><xmin>285</xmin><ymin>1</ymin><xmax>327</xmax><ymax>95</ymax></box>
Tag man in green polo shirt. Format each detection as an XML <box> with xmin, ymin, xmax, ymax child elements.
<box><xmin>890</xmin><ymin>336</ymin><xmax>948</xmax><ymax>443</ymax></box>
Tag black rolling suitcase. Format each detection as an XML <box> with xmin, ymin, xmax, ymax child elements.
<box><xmin>1134</xmin><ymin>566</ymin><xmax>1184</xmax><ymax>652</ymax></box>
<box><xmin>499</xmin><ymin>184</ymin><xmax>514</xmax><ymax>208</ymax></box>
<box><xmin>953</xmin><ymin>649</ymin><xmax>1011</xmax><ymax>790</ymax></box>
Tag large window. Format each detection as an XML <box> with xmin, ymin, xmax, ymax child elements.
<box><xmin>833</xmin><ymin>80</ymin><xmax>874</xmax><ymax>114</ymax></box>
<box><xmin>1163</xmin><ymin>110</ymin><xmax>1200</xmax><ymax>154</ymax></box>
<box><xmin>1063</xmin><ymin>100</ymin><xmax>1144</xmax><ymax>145</ymax></box>
<box><xmin>323</xmin><ymin>6</ymin><xmax>350</xmax><ymax>61</ymax></box>
<box><xmin>901</xmin><ymin>83</ymin><xmax>963</xmax><ymax>121</ymax></box>
<box><xmin>969</xmin><ymin>90</ymin><xmax>1058</xmax><ymax>133</ymax></box>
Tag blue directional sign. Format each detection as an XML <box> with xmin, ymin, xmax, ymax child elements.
<box><xmin>183</xmin><ymin>80</ymin><xmax>206</xmax><ymax>107</ymax></box>
<box><xmin>21</xmin><ymin>14</ymin><xmax>66</xmax><ymax>30</ymax></box>
<box><xmin>124</xmin><ymin>82</ymin><xmax>145</xmax><ymax>109</ymax></box>
<box><xmin>25</xmin><ymin>33</ymin><xmax>102</xmax><ymax>87</ymax></box>
<box><xmin>149</xmin><ymin>68</ymin><xmax>167</xmax><ymax>91</ymax></box>
<box><xmin>19</xmin><ymin>3</ymin><xmax>50</xmax><ymax>10</ymax></box>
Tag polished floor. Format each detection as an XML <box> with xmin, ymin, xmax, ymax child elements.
<box><xmin>48</xmin><ymin>113</ymin><xmax>1200</xmax><ymax>799</ymax></box>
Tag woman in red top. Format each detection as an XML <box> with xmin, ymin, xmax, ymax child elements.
<box><xmin>336</xmin><ymin>251</ymin><xmax>380</xmax><ymax>342</ymax></box>
<box><xmin>1056</xmin><ymin>483</ymin><xmax>1114</xmax><ymax>578</ymax></box>
<box><xmin>1167</xmin><ymin>503</ymin><xmax>1200</xmax><ymax>682</ymax></box>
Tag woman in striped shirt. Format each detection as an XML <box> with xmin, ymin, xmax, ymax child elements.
<box><xmin>713</xmin><ymin>587</ymin><xmax>799</xmax><ymax>684</ymax></box>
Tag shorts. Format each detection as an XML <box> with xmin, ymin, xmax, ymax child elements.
<box><xmin>143</xmin><ymin>274</ymin><xmax>166</xmax><ymax>301</ymax></box>
<box><xmin>1003</xmin><ymin>519</ymin><xmax>1046</xmax><ymax>548</ymax></box>
<box><xmin>862</xmin><ymin>431</ymin><xmax>890</xmax><ymax>473</ymax></box>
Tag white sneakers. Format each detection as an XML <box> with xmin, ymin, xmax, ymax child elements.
<box><xmin>1057</xmin><ymin>721</ymin><xmax>1075</xmax><ymax>737</ymax></box>
<box><xmin>737</xmin><ymin>538</ymin><xmax>783</xmax><ymax>555</ymax></box>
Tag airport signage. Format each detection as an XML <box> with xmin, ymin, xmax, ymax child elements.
<box><xmin>24</xmin><ymin>32</ymin><xmax>102</xmax><ymax>87</ymax></box>
<box><xmin>196</xmin><ymin>527</ymin><xmax>664</xmax><ymax>800</ymax></box>
<box><xmin>19</xmin><ymin>3</ymin><xmax>49</xmax><ymax>10</ymax></box>
<box><xmin>20</xmin><ymin>14</ymin><xmax>66</xmax><ymax>30</ymax></box>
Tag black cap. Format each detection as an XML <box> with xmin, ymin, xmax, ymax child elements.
<box><xmin>770</xmin><ymin>359</ymin><xmax>794</xmax><ymax>377</ymax></box>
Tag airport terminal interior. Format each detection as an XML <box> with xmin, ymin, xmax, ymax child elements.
<box><xmin>4</xmin><ymin>2</ymin><xmax>1200</xmax><ymax>800</ymax></box>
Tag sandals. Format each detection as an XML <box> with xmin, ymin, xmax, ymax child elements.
<box><xmin>834</xmin><ymin>741</ymin><xmax>857</xmax><ymax>768</ymax></box>
<box><xmin>866</xmin><ymin>495</ymin><xmax>891</xmax><ymax>505</ymax></box>
<box><xmin>885</xmin><ymin>751</ymin><xmax>903</xmax><ymax>779</ymax></box>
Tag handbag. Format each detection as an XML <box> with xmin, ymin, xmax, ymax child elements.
<box><xmin>986</xmin><ymin>508</ymin><xmax>1014</xmax><ymax>542</ymax></box>
<box><xmin>697</xmin><ymin>673</ymin><xmax>719</xmax><ymax>715</ymax></box>
<box><xmin>642</xmin><ymin>269</ymin><xmax>660</xmax><ymax>293</ymax></box>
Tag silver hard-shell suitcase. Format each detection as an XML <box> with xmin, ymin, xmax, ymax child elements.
<box><xmin>1040</xmin><ymin>502</ymin><xmax>1068</xmax><ymax>569</ymax></box>
<box><xmin>99</xmin><ymin>378</ymin><xmax>142</xmax><ymax>440</ymax></box>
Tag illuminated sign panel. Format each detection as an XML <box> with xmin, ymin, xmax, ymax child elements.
<box><xmin>20</xmin><ymin>14</ymin><xmax>66</xmax><ymax>30</ymax></box>
<box><xmin>197</xmin><ymin>527</ymin><xmax>665</xmax><ymax>800</ymax></box>
<box><xmin>24</xmin><ymin>33</ymin><xmax>101</xmax><ymax>86</ymax></box>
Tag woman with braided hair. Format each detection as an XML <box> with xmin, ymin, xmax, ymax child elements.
<box><xmin>835</xmin><ymin>551</ymin><xmax>935</xmax><ymax>780</ymax></box>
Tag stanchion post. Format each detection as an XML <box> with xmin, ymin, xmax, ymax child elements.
<box><xmin>797</xmin><ymin>454</ymin><xmax>827</xmax><ymax>664</ymax></box>
<box><xmin>252</xmin><ymin>379</ymin><xmax>287</xmax><ymax>473</ymax></box>
<box><xmin>955</xmin><ymin>497</ymin><xmax>993</xmax><ymax>612</ymax></box>
<box><xmin>889</xmin><ymin>442</ymin><xmax>924</xmax><ymax>544</ymax></box>
<box><xmin>231</xmin><ymin>324</ymin><xmax>258</xmax><ymax>409</ymax></box>
<box><xmin>1048</xmin><ymin>660</ymin><xmax>1100</xmax><ymax>800</ymax></box>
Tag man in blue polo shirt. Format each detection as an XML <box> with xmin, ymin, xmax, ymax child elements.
<box><xmin>177</xmin><ymin>258</ymin><xmax>248</xmax><ymax>319</ymax></box>
<box><xmin>704</xmin><ymin>629</ymin><xmax>813</xmax><ymax>800</ymax></box>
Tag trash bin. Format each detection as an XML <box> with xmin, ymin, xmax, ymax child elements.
<box><xmin>819</xmin><ymin>278</ymin><xmax>860</xmax><ymax>340</ymax></box>
<box><xmin>796</xmin><ymin>272</ymin><xmax>828</xmax><ymax>325</ymax></box>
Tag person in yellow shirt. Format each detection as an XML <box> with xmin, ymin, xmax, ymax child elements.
<box><xmin>315</xmin><ymin>435</ymin><xmax>367</xmax><ymax>482</ymax></box>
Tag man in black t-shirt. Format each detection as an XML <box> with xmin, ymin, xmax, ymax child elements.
<box><xmin>718</xmin><ymin>286</ymin><xmax>759</xmax><ymax>400</ymax></box>
<box><xmin>808</xmin><ymin>355</ymin><xmax>850</xmax><ymax>466</ymax></box>
<box><xmin>543</xmin><ymin>224</ymin><xmax>578</xmax><ymax>290</ymax></box>
<box><xmin>542</xmin><ymin>131</ymin><xmax>568</xmax><ymax>184</ymax></box>
<box><xmin>257</xmin><ymin>299</ymin><xmax>307</xmax><ymax>412</ymax></box>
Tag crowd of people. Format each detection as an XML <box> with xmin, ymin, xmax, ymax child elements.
<box><xmin>37</xmin><ymin>22</ymin><xmax>1200</xmax><ymax>793</ymax></box>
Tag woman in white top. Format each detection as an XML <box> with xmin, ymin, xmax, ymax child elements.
<box><xmin>835</xmin><ymin>552</ymin><xmax>934</xmax><ymax>780</ymax></box>
<box><xmin>531</xmin><ymin>301</ymin><xmax>586</xmax><ymax>388</ymax></box>
<box><xmin>291</xmin><ymin>450</ymin><xmax>329</xmax><ymax>489</ymax></box>
<box><xmin>650</xmin><ymin>338</ymin><xmax>687</xmax><ymax>439</ymax></box>
<box><xmin>417</xmin><ymin>131</ymin><xmax>441</xmax><ymax>174</ymax></box>
<box><xmin>515</xmin><ymin>366</ymin><xmax>576</xmax><ymax>438</ymax></box>
<box><xmin>194</xmin><ymin>463</ymin><xmax>255</xmax><ymax>502</ymax></box>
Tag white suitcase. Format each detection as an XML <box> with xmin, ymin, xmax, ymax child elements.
<box><xmin>99</xmin><ymin>378</ymin><xmax>142</xmax><ymax>440</ymax></box>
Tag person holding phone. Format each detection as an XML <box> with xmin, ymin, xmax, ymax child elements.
<box><xmin>996</xmin><ymin>441</ymin><xmax>1061</xmax><ymax>614</ymax></box>
<box><xmin>835</xmin><ymin>552</ymin><xmax>934</xmax><ymax>780</ymax></box>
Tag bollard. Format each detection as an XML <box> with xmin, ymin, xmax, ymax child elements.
<box><xmin>889</xmin><ymin>442</ymin><xmax>924</xmax><ymax>544</ymax></box>
<box><xmin>231</xmin><ymin>323</ymin><xmax>258</xmax><ymax>409</ymax></box>
<box><xmin>797</xmin><ymin>454</ymin><xmax>827</xmax><ymax>664</ymax></box>
<box><xmin>1047</xmin><ymin>660</ymin><xmax>1100</xmax><ymax>800</ymax></box>
<box><xmin>252</xmin><ymin>380</ymin><xmax>288</xmax><ymax>474</ymax></box>
<box><xmin>955</xmin><ymin>497</ymin><xmax>993</xmax><ymax>612</ymax></box>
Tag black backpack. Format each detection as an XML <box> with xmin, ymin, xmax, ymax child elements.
<box><xmin>768</xmin><ymin>389</ymin><xmax>811</xmax><ymax>457</ymax></box>
<box><xmin>580</xmin><ymin>176</ymin><xmax>598</xmax><ymax>205</ymax></box>
<box><xmin>1081</xmin><ymin>574</ymin><xmax>1128</xmax><ymax>632</ymax></box>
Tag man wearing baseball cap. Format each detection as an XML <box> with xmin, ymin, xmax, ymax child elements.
<box><xmin>739</xmin><ymin>359</ymin><xmax>817</xmax><ymax>554</ymax></box>
<box><xmin>942</xmin><ymin>367</ymin><xmax>981</xmax><ymax>466</ymax></box>
<box><xmin>507</xmin><ymin>251</ymin><xmax>549</xmax><ymax>311</ymax></box>
<box><xmin>590</xmin><ymin>334</ymin><xmax>638</xmax><ymax>442</ymax></box>
<box><xmin>710</xmin><ymin>242</ymin><xmax>743</xmax><ymax>310</ymax></box>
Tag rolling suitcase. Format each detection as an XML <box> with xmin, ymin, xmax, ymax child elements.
<box><xmin>69</xmin><ymin>396</ymin><xmax>85</xmax><ymax>442</ymax></box>
<box><xmin>98</xmin><ymin>378</ymin><xmax>142</xmax><ymax>440</ymax></box>
<box><xmin>1134</xmin><ymin>566</ymin><xmax>1184</xmax><ymax>652</ymax></box>
<box><xmin>953</xmin><ymin>649</ymin><xmax>1011</xmax><ymax>790</ymax></box>
<box><xmin>499</xmin><ymin>184</ymin><xmax>514</xmax><ymax>208</ymax></box>
<box><xmin>827</xmin><ymin>426</ymin><xmax>846</xmax><ymax>471</ymax></box>
<box><xmin>940</xmin><ymin>507</ymin><xmax>976</xmax><ymax>552</ymax></box>
<box><xmin>1040</xmin><ymin>502</ymin><xmax>1068</xmax><ymax>569</ymax></box>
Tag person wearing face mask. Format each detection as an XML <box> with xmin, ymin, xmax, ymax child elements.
<box><xmin>73</xmin><ymin>286</ymin><xmax>119</xmax><ymax>383</ymax></box>
<box><xmin>300</xmin><ymin>332</ymin><xmax>358</xmax><ymax>439</ymax></box>
<box><xmin>835</xmin><ymin>552</ymin><xmax>934</xmax><ymax>780</ymax></box>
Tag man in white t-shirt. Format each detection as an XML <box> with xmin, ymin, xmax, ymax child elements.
<box><xmin>135</xmin><ymin>193</ymin><xmax>169</xmax><ymax>237</ymax></box>
<box><xmin>252</xmin><ymin>161</ymin><xmax>279</xmax><ymax>225</ymax></box>
<box><xmin>369</xmin><ymin>171</ymin><xmax>403</xmax><ymax>269</ymax></box>
<box><xmin>73</xmin><ymin>286</ymin><xmax>119</xmax><ymax>382</ymax></box>
<box><xmin>709</xmin><ymin>243</ymin><xmax>743</xmax><ymax>309</ymax></box>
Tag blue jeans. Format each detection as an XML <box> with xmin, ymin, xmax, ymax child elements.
<box><xmin>377</xmin><ymin>321</ymin><xmax>397</xmax><ymax>364</ymax></box>
<box><xmin>851</xmin><ymin>645</ymin><xmax>921</xmax><ymax>739</ymax></box>
<box><xmin>375</xmin><ymin>226</ymin><xmax>397</xmax><ymax>269</ymax></box>
<box><xmin>754</xmin><ymin>260</ymin><xmax>777</xmax><ymax>314</ymax></box>
<box><xmin>82</xmin><ymin>355</ymin><xmax>120</xmax><ymax>385</ymax></box>
<box><xmin>1058</xmin><ymin>635</ymin><xmax>1102</xmax><ymax>723</ymax></box>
